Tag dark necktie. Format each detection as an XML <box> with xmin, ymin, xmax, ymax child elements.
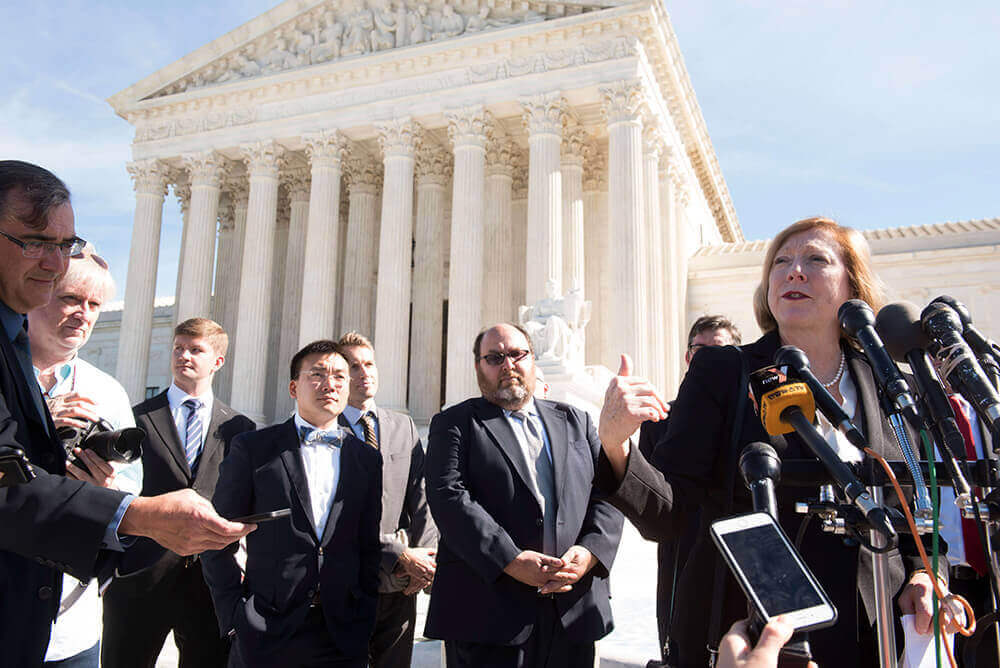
<box><xmin>13</xmin><ymin>327</ymin><xmax>49</xmax><ymax>432</ymax></box>
<box><xmin>183</xmin><ymin>398</ymin><xmax>204</xmax><ymax>470</ymax></box>
<box><xmin>949</xmin><ymin>396</ymin><xmax>988</xmax><ymax>576</ymax></box>
<box><xmin>359</xmin><ymin>412</ymin><xmax>379</xmax><ymax>450</ymax></box>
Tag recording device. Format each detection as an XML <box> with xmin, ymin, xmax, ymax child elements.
<box><xmin>58</xmin><ymin>419</ymin><xmax>144</xmax><ymax>477</ymax></box>
<box><xmin>774</xmin><ymin>345</ymin><xmax>867</xmax><ymax>451</ymax></box>
<box><xmin>875</xmin><ymin>302</ymin><xmax>972</xmax><ymax>496</ymax></box>
<box><xmin>231</xmin><ymin>509</ymin><xmax>292</xmax><ymax>524</ymax></box>
<box><xmin>921</xmin><ymin>302</ymin><xmax>1000</xmax><ymax>441</ymax></box>
<box><xmin>931</xmin><ymin>295</ymin><xmax>1000</xmax><ymax>383</ymax></box>
<box><xmin>740</xmin><ymin>442</ymin><xmax>781</xmax><ymax>519</ymax></box>
<box><xmin>0</xmin><ymin>447</ymin><xmax>35</xmax><ymax>487</ymax></box>
<box><xmin>710</xmin><ymin>512</ymin><xmax>837</xmax><ymax>632</ymax></box>
<box><xmin>838</xmin><ymin>299</ymin><xmax>920</xmax><ymax>426</ymax></box>
<box><xmin>749</xmin><ymin>366</ymin><xmax>896</xmax><ymax>541</ymax></box>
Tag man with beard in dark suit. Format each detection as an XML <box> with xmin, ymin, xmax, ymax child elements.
<box><xmin>424</xmin><ymin>323</ymin><xmax>623</xmax><ymax>668</ymax></box>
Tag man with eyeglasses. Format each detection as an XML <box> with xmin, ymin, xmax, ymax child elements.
<box><xmin>424</xmin><ymin>323</ymin><xmax>624</xmax><ymax>668</ymax></box>
<box><xmin>0</xmin><ymin>160</ymin><xmax>254</xmax><ymax>666</ymax></box>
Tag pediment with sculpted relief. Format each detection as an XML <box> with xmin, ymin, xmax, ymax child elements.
<box><xmin>147</xmin><ymin>0</ymin><xmax>616</xmax><ymax>100</ymax></box>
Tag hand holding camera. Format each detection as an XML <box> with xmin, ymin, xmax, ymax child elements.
<box><xmin>58</xmin><ymin>417</ymin><xmax>144</xmax><ymax>489</ymax></box>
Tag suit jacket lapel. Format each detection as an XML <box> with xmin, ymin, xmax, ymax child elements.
<box><xmin>278</xmin><ymin>420</ymin><xmax>318</xmax><ymax>541</ymax></box>
<box><xmin>475</xmin><ymin>399</ymin><xmax>538</xmax><ymax>504</ymax></box>
<box><xmin>320</xmin><ymin>438</ymin><xmax>355</xmax><ymax>546</ymax></box>
<box><xmin>0</xmin><ymin>334</ymin><xmax>59</xmax><ymax>461</ymax></box>
<box><xmin>147</xmin><ymin>393</ymin><xmax>191</xmax><ymax>479</ymax></box>
<box><xmin>376</xmin><ymin>408</ymin><xmax>400</xmax><ymax>455</ymax></box>
<box><xmin>535</xmin><ymin>400</ymin><xmax>568</xmax><ymax>503</ymax></box>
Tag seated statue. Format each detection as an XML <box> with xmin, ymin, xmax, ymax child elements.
<box><xmin>518</xmin><ymin>280</ymin><xmax>591</xmax><ymax>365</ymax></box>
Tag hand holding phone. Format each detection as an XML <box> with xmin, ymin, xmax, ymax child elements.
<box><xmin>710</xmin><ymin>512</ymin><xmax>837</xmax><ymax>633</ymax></box>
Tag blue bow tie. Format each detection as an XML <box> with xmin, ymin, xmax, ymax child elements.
<box><xmin>298</xmin><ymin>425</ymin><xmax>345</xmax><ymax>447</ymax></box>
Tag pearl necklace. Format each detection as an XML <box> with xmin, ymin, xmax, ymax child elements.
<box><xmin>821</xmin><ymin>351</ymin><xmax>847</xmax><ymax>389</ymax></box>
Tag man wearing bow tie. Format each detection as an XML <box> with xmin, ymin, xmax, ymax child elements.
<box><xmin>202</xmin><ymin>339</ymin><xmax>382</xmax><ymax>667</ymax></box>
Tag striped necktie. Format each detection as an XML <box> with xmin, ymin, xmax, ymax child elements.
<box><xmin>359</xmin><ymin>411</ymin><xmax>379</xmax><ymax>450</ymax></box>
<box><xmin>183</xmin><ymin>398</ymin><xmax>204</xmax><ymax>470</ymax></box>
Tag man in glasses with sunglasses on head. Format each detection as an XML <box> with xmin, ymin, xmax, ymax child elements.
<box><xmin>0</xmin><ymin>160</ymin><xmax>253</xmax><ymax>666</ymax></box>
<box><xmin>424</xmin><ymin>323</ymin><xmax>624</xmax><ymax>668</ymax></box>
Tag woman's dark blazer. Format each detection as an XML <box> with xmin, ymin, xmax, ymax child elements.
<box><xmin>596</xmin><ymin>331</ymin><xmax>941</xmax><ymax>667</ymax></box>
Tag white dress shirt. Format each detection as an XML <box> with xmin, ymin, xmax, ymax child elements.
<box><xmin>815</xmin><ymin>369</ymin><xmax>864</xmax><ymax>464</ymax></box>
<box><xmin>167</xmin><ymin>382</ymin><xmax>214</xmax><ymax>461</ymax></box>
<box><xmin>938</xmin><ymin>397</ymin><xmax>985</xmax><ymax>567</ymax></box>
<box><xmin>36</xmin><ymin>356</ymin><xmax>142</xmax><ymax>661</ymax></box>
<box><xmin>294</xmin><ymin>412</ymin><xmax>345</xmax><ymax>540</ymax></box>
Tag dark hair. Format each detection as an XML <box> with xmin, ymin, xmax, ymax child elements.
<box><xmin>0</xmin><ymin>161</ymin><xmax>71</xmax><ymax>230</ymax></box>
<box><xmin>473</xmin><ymin>323</ymin><xmax>535</xmax><ymax>360</ymax></box>
<box><xmin>687</xmin><ymin>315</ymin><xmax>742</xmax><ymax>349</ymax></box>
<box><xmin>290</xmin><ymin>340</ymin><xmax>343</xmax><ymax>380</ymax></box>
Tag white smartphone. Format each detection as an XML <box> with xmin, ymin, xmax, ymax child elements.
<box><xmin>710</xmin><ymin>512</ymin><xmax>837</xmax><ymax>632</ymax></box>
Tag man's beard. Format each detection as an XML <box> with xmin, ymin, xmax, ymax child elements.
<box><xmin>477</xmin><ymin>368</ymin><xmax>533</xmax><ymax>410</ymax></box>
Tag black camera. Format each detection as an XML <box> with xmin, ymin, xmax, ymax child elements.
<box><xmin>58</xmin><ymin>419</ymin><xmax>144</xmax><ymax>476</ymax></box>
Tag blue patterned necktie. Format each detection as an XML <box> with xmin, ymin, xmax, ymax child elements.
<box><xmin>298</xmin><ymin>425</ymin><xmax>345</xmax><ymax>447</ymax></box>
<box><xmin>183</xmin><ymin>398</ymin><xmax>204</xmax><ymax>469</ymax></box>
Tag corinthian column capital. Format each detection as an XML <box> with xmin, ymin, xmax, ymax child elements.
<box><xmin>520</xmin><ymin>93</ymin><xmax>567</xmax><ymax>137</ymax></box>
<box><xmin>304</xmin><ymin>130</ymin><xmax>348</xmax><ymax>166</ymax></box>
<box><xmin>126</xmin><ymin>159</ymin><xmax>170</xmax><ymax>196</ymax></box>
<box><xmin>642</xmin><ymin>125</ymin><xmax>666</xmax><ymax>161</ymax></box>
<box><xmin>377</xmin><ymin>118</ymin><xmax>422</xmax><ymax>159</ymax></box>
<box><xmin>241</xmin><ymin>141</ymin><xmax>286</xmax><ymax>179</ymax></box>
<box><xmin>561</xmin><ymin>126</ymin><xmax>590</xmax><ymax>168</ymax></box>
<box><xmin>183</xmin><ymin>150</ymin><xmax>229</xmax><ymax>188</ymax></box>
<box><xmin>282</xmin><ymin>168</ymin><xmax>312</xmax><ymax>202</ymax></box>
<box><xmin>415</xmin><ymin>144</ymin><xmax>453</xmax><ymax>186</ymax></box>
<box><xmin>445</xmin><ymin>106</ymin><xmax>489</xmax><ymax>150</ymax></box>
<box><xmin>344</xmin><ymin>156</ymin><xmax>382</xmax><ymax>192</ymax></box>
<box><xmin>600</xmin><ymin>80</ymin><xmax>648</xmax><ymax>126</ymax></box>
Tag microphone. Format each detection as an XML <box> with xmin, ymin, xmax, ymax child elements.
<box><xmin>774</xmin><ymin>345</ymin><xmax>867</xmax><ymax>451</ymax></box>
<box><xmin>739</xmin><ymin>442</ymin><xmax>781</xmax><ymax>520</ymax></box>
<box><xmin>838</xmin><ymin>299</ymin><xmax>921</xmax><ymax>427</ymax></box>
<box><xmin>931</xmin><ymin>295</ymin><xmax>1000</xmax><ymax>387</ymax></box>
<box><xmin>921</xmin><ymin>302</ymin><xmax>1000</xmax><ymax>441</ymax></box>
<box><xmin>875</xmin><ymin>302</ymin><xmax>972</xmax><ymax>497</ymax></box>
<box><xmin>749</xmin><ymin>367</ymin><xmax>896</xmax><ymax>541</ymax></box>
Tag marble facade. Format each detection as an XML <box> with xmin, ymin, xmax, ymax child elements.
<box><xmin>109</xmin><ymin>0</ymin><xmax>738</xmax><ymax>423</ymax></box>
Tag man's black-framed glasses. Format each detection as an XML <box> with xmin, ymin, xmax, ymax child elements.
<box><xmin>0</xmin><ymin>229</ymin><xmax>86</xmax><ymax>258</ymax></box>
<box><xmin>478</xmin><ymin>349</ymin><xmax>531</xmax><ymax>366</ymax></box>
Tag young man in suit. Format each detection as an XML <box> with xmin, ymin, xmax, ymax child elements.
<box><xmin>336</xmin><ymin>332</ymin><xmax>438</xmax><ymax>668</ymax></box>
<box><xmin>202</xmin><ymin>340</ymin><xmax>382</xmax><ymax>668</ymax></box>
<box><xmin>0</xmin><ymin>161</ymin><xmax>253</xmax><ymax>667</ymax></box>
<box><xmin>424</xmin><ymin>323</ymin><xmax>624</xmax><ymax>668</ymax></box>
<box><xmin>102</xmin><ymin>317</ymin><xmax>256</xmax><ymax>668</ymax></box>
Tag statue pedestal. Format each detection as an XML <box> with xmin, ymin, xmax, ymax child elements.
<box><xmin>539</xmin><ymin>361</ymin><xmax>614</xmax><ymax>422</ymax></box>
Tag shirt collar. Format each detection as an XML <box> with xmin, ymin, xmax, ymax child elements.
<box><xmin>167</xmin><ymin>382</ymin><xmax>213</xmax><ymax>410</ymax></box>
<box><xmin>0</xmin><ymin>300</ymin><xmax>26</xmax><ymax>343</ymax></box>
<box><xmin>342</xmin><ymin>402</ymin><xmax>377</xmax><ymax>426</ymax></box>
<box><xmin>502</xmin><ymin>398</ymin><xmax>538</xmax><ymax>419</ymax></box>
<box><xmin>33</xmin><ymin>357</ymin><xmax>75</xmax><ymax>387</ymax></box>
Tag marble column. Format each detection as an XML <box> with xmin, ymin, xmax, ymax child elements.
<box><xmin>215</xmin><ymin>179</ymin><xmax>248</xmax><ymax>403</ymax></box>
<box><xmin>601</xmin><ymin>82</ymin><xmax>648</xmax><ymax>374</ymax></box>
<box><xmin>117</xmin><ymin>160</ymin><xmax>170</xmax><ymax>401</ymax></box>
<box><xmin>171</xmin><ymin>175</ymin><xmax>191</xmax><ymax>308</ymax></box>
<box><xmin>408</xmin><ymin>145</ymin><xmax>451</xmax><ymax>423</ymax></box>
<box><xmin>444</xmin><ymin>106</ymin><xmax>488</xmax><ymax>405</ymax></box>
<box><xmin>667</xmin><ymin>162</ymin><xmax>691</xmax><ymax>396</ymax></box>
<box><xmin>483</xmin><ymin>134</ymin><xmax>517</xmax><ymax>324</ymax></box>
<box><xmin>340</xmin><ymin>158</ymin><xmax>381</xmax><ymax>337</ymax></box>
<box><xmin>230</xmin><ymin>141</ymin><xmax>284</xmax><ymax>423</ymax></box>
<box><xmin>275</xmin><ymin>172</ymin><xmax>311</xmax><ymax>420</ymax></box>
<box><xmin>299</xmin><ymin>131</ymin><xmax>346</xmax><ymax>344</ymax></box>
<box><xmin>264</xmin><ymin>188</ymin><xmax>291</xmax><ymax>423</ymax></box>
<box><xmin>521</xmin><ymin>93</ymin><xmax>566</xmax><ymax>304</ymax></box>
<box><xmin>561</xmin><ymin>127</ymin><xmax>588</xmax><ymax>295</ymax></box>
<box><xmin>642</xmin><ymin>127</ymin><xmax>667</xmax><ymax>392</ymax></box>
<box><xmin>583</xmin><ymin>146</ymin><xmax>610</xmax><ymax>368</ymax></box>
<box><xmin>212</xmin><ymin>193</ymin><xmax>233</xmax><ymax>326</ymax></box>
<box><xmin>175</xmin><ymin>151</ymin><xmax>227</xmax><ymax>323</ymax></box>
<box><xmin>510</xmin><ymin>163</ymin><xmax>528</xmax><ymax>315</ymax></box>
<box><xmin>374</xmin><ymin>119</ymin><xmax>420</xmax><ymax>411</ymax></box>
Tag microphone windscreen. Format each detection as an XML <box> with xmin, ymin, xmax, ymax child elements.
<box><xmin>875</xmin><ymin>302</ymin><xmax>929</xmax><ymax>363</ymax></box>
<box><xmin>838</xmin><ymin>299</ymin><xmax>875</xmax><ymax>336</ymax></box>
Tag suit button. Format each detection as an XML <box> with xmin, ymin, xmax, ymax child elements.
<box><xmin>536</xmin><ymin>518</ymin><xmax>544</xmax><ymax>527</ymax></box>
<box><xmin>306</xmin><ymin>589</ymin><xmax>316</xmax><ymax>599</ymax></box>
<box><xmin>38</xmin><ymin>586</ymin><xmax>53</xmax><ymax>600</ymax></box>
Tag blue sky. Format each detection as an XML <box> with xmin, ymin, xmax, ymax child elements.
<box><xmin>1</xmin><ymin>1</ymin><xmax>997</xmax><ymax>299</ymax></box>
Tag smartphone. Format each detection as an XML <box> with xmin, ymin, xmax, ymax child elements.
<box><xmin>710</xmin><ymin>512</ymin><xmax>837</xmax><ymax>632</ymax></box>
<box><xmin>0</xmin><ymin>448</ymin><xmax>35</xmax><ymax>487</ymax></box>
<box><xmin>231</xmin><ymin>509</ymin><xmax>292</xmax><ymax>524</ymax></box>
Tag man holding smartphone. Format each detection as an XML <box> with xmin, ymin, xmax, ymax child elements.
<box><xmin>203</xmin><ymin>340</ymin><xmax>382</xmax><ymax>667</ymax></box>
